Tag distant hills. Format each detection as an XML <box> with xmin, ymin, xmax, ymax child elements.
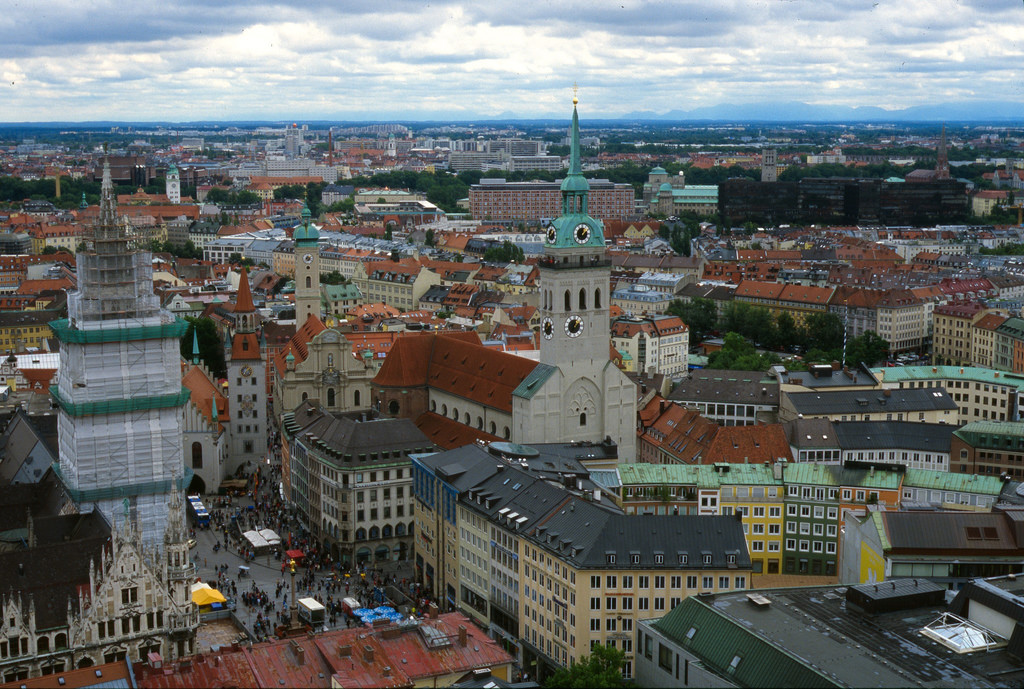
<box><xmin>617</xmin><ymin>100</ymin><xmax>1023</xmax><ymax>123</ymax></box>
<box><xmin>1</xmin><ymin>100</ymin><xmax>1020</xmax><ymax>127</ymax></box>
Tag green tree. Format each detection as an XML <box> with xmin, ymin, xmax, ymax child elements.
<box><xmin>320</xmin><ymin>271</ymin><xmax>348</xmax><ymax>285</ymax></box>
<box><xmin>180</xmin><ymin>317</ymin><xmax>226</xmax><ymax>378</ymax></box>
<box><xmin>773</xmin><ymin>312</ymin><xmax>801</xmax><ymax>351</ymax></box>
<box><xmin>545</xmin><ymin>643</ymin><xmax>627</xmax><ymax>689</ymax></box>
<box><xmin>667</xmin><ymin>297</ymin><xmax>717</xmax><ymax>344</ymax></box>
<box><xmin>802</xmin><ymin>312</ymin><xmax>844</xmax><ymax>353</ymax></box>
<box><xmin>483</xmin><ymin>240</ymin><xmax>525</xmax><ymax>264</ymax></box>
<box><xmin>424</xmin><ymin>229</ymin><xmax>435</xmax><ymax>247</ymax></box>
<box><xmin>708</xmin><ymin>332</ymin><xmax>781</xmax><ymax>371</ymax></box>
<box><xmin>41</xmin><ymin>245</ymin><xmax>58</xmax><ymax>255</ymax></box>
<box><xmin>721</xmin><ymin>302</ymin><xmax>776</xmax><ymax>347</ymax></box>
<box><xmin>844</xmin><ymin>331</ymin><xmax>890</xmax><ymax>367</ymax></box>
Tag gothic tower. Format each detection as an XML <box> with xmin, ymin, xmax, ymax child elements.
<box><xmin>227</xmin><ymin>267</ymin><xmax>267</xmax><ymax>471</ymax></box>
<box><xmin>166</xmin><ymin>162</ymin><xmax>181</xmax><ymax>204</ymax></box>
<box><xmin>293</xmin><ymin>203</ymin><xmax>321</xmax><ymax>332</ymax></box>
<box><xmin>515</xmin><ymin>92</ymin><xmax>637</xmax><ymax>460</ymax></box>
<box><xmin>52</xmin><ymin>159</ymin><xmax>189</xmax><ymax>548</ymax></box>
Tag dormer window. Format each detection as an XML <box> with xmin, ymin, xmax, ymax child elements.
<box><xmin>728</xmin><ymin>553</ymin><xmax>736</xmax><ymax>564</ymax></box>
<box><xmin>606</xmin><ymin>554</ymin><xmax>616</xmax><ymax>565</ymax></box>
<box><xmin>654</xmin><ymin>553</ymin><xmax>664</xmax><ymax>564</ymax></box>
<box><xmin>631</xmin><ymin>554</ymin><xmax>640</xmax><ymax>565</ymax></box>
<box><xmin>703</xmin><ymin>554</ymin><xmax>712</xmax><ymax>565</ymax></box>
<box><xmin>678</xmin><ymin>554</ymin><xmax>688</xmax><ymax>565</ymax></box>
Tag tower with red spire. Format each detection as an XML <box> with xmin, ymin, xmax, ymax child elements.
<box><xmin>226</xmin><ymin>267</ymin><xmax>267</xmax><ymax>471</ymax></box>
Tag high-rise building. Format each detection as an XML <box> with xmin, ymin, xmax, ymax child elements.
<box><xmin>936</xmin><ymin>125</ymin><xmax>950</xmax><ymax>180</ymax></box>
<box><xmin>761</xmin><ymin>147</ymin><xmax>778</xmax><ymax>182</ymax></box>
<box><xmin>51</xmin><ymin>160</ymin><xmax>190</xmax><ymax>548</ymax></box>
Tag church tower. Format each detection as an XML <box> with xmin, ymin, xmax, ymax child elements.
<box><xmin>227</xmin><ymin>267</ymin><xmax>267</xmax><ymax>471</ymax></box>
<box><xmin>293</xmin><ymin>203</ymin><xmax>321</xmax><ymax>331</ymax></box>
<box><xmin>52</xmin><ymin>159</ymin><xmax>189</xmax><ymax>548</ymax></box>
<box><xmin>166</xmin><ymin>162</ymin><xmax>181</xmax><ymax>204</ymax></box>
<box><xmin>514</xmin><ymin>92</ymin><xmax>637</xmax><ymax>460</ymax></box>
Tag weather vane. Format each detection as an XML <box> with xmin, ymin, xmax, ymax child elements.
<box><xmin>572</xmin><ymin>82</ymin><xmax>579</xmax><ymax>105</ymax></box>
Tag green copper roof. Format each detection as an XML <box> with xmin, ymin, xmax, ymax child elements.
<box><xmin>294</xmin><ymin>203</ymin><xmax>320</xmax><ymax>246</ymax></box>
<box><xmin>871</xmin><ymin>365</ymin><xmax>1024</xmax><ymax>392</ymax></box>
<box><xmin>650</xmin><ymin>166</ymin><xmax>667</xmax><ymax>175</ymax></box>
<box><xmin>902</xmin><ymin>468</ymin><xmax>1004</xmax><ymax>495</ymax></box>
<box><xmin>511</xmin><ymin>363</ymin><xmax>557</xmax><ymax>400</ymax></box>
<box><xmin>783</xmin><ymin>463</ymin><xmax>902</xmax><ymax>490</ymax></box>
<box><xmin>954</xmin><ymin>420</ymin><xmax>1024</xmax><ymax>446</ymax></box>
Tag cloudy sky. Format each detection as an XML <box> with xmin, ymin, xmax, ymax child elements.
<box><xmin>2</xmin><ymin>0</ymin><xmax>1022</xmax><ymax>122</ymax></box>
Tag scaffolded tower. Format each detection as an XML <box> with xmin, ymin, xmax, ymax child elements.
<box><xmin>52</xmin><ymin>159</ymin><xmax>190</xmax><ymax>549</ymax></box>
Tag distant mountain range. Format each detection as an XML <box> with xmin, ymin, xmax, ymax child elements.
<box><xmin>616</xmin><ymin>100</ymin><xmax>1023</xmax><ymax>123</ymax></box>
<box><xmin>2</xmin><ymin>101</ymin><xmax>1021</xmax><ymax>127</ymax></box>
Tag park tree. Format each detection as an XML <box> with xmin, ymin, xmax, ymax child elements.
<box><xmin>545</xmin><ymin>643</ymin><xmax>628</xmax><ymax>688</ymax></box>
<box><xmin>844</xmin><ymin>331</ymin><xmax>890</xmax><ymax>367</ymax></box>
<box><xmin>483</xmin><ymin>240</ymin><xmax>525</xmax><ymax>264</ymax></box>
<box><xmin>667</xmin><ymin>297</ymin><xmax>717</xmax><ymax>343</ymax></box>
<box><xmin>721</xmin><ymin>301</ymin><xmax>776</xmax><ymax>347</ymax></box>
<box><xmin>802</xmin><ymin>312</ymin><xmax>845</xmax><ymax>354</ymax></box>
<box><xmin>708</xmin><ymin>332</ymin><xmax>781</xmax><ymax>371</ymax></box>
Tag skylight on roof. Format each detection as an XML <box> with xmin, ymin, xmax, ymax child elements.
<box><xmin>920</xmin><ymin>612</ymin><xmax>1006</xmax><ymax>653</ymax></box>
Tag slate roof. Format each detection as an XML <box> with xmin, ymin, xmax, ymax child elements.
<box><xmin>875</xmin><ymin>510</ymin><xmax>1024</xmax><ymax>555</ymax></box>
<box><xmin>830</xmin><ymin>421</ymin><xmax>956</xmax><ymax>453</ymax></box>
<box><xmin>669</xmin><ymin>369</ymin><xmax>779</xmax><ymax>406</ymax></box>
<box><xmin>530</xmin><ymin>498</ymin><xmax>750</xmax><ymax>570</ymax></box>
<box><xmin>785</xmin><ymin>387</ymin><xmax>957</xmax><ymax>415</ymax></box>
<box><xmin>286</xmin><ymin>401</ymin><xmax>432</xmax><ymax>462</ymax></box>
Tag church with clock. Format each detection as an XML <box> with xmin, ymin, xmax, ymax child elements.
<box><xmin>509</xmin><ymin>94</ymin><xmax>637</xmax><ymax>460</ymax></box>
<box><xmin>372</xmin><ymin>94</ymin><xmax>637</xmax><ymax>462</ymax></box>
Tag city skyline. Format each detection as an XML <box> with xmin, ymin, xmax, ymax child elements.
<box><xmin>2</xmin><ymin>0</ymin><xmax>1023</xmax><ymax>123</ymax></box>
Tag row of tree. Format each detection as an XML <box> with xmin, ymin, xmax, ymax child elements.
<box><xmin>667</xmin><ymin>298</ymin><xmax>890</xmax><ymax>368</ymax></box>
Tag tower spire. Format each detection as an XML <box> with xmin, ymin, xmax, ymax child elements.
<box><xmin>569</xmin><ymin>86</ymin><xmax>582</xmax><ymax>177</ymax></box>
<box><xmin>191</xmin><ymin>327</ymin><xmax>200</xmax><ymax>365</ymax></box>
<box><xmin>235</xmin><ymin>266</ymin><xmax>255</xmax><ymax>314</ymax></box>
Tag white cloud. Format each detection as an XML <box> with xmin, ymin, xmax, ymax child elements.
<box><xmin>1</xmin><ymin>0</ymin><xmax>1021</xmax><ymax>121</ymax></box>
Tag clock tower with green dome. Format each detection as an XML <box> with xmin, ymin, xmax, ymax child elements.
<box><xmin>512</xmin><ymin>92</ymin><xmax>637</xmax><ymax>461</ymax></box>
<box><xmin>293</xmin><ymin>203</ymin><xmax>321</xmax><ymax>331</ymax></box>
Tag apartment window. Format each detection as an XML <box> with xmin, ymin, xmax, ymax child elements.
<box><xmin>622</xmin><ymin>575</ymin><xmax>633</xmax><ymax>588</ymax></box>
<box><xmin>590</xmin><ymin>618</ymin><xmax>600</xmax><ymax>631</ymax></box>
<box><xmin>670</xmin><ymin>576</ymin><xmax>681</xmax><ymax>589</ymax></box>
<box><xmin>654</xmin><ymin>597</ymin><xmax>666</xmax><ymax>611</ymax></box>
<box><xmin>702</xmin><ymin>576</ymin><xmax>714</xmax><ymax>589</ymax></box>
<box><xmin>639</xmin><ymin>576</ymin><xmax>650</xmax><ymax>588</ymax></box>
<box><xmin>591</xmin><ymin>575</ymin><xmax>600</xmax><ymax>589</ymax></box>
<box><xmin>606</xmin><ymin>575</ymin><xmax>617</xmax><ymax>589</ymax></box>
<box><xmin>590</xmin><ymin>597</ymin><xmax>600</xmax><ymax>610</ymax></box>
<box><xmin>687</xmin><ymin>575</ymin><xmax>697</xmax><ymax>589</ymax></box>
<box><xmin>606</xmin><ymin>597</ymin><xmax>617</xmax><ymax>611</ymax></box>
<box><xmin>638</xmin><ymin>598</ymin><xmax>650</xmax><ymax>610</ymax></box>
<box><xmin>655</xmin><ymin>575</ymin><xmax>665</xmax><ymax>589</ymax></box>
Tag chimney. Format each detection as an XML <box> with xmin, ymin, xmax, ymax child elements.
<box><xmin>458</xmin><ymin>625</ymin><xmax>468</xmax><ymax>647</ymax></box>
<box><xmin>428</xmin><ymin>603</ymin><xmax>439</xmax><ymax>619</ymax></box>
<box><xmin>338</xmin><ymin>645</ymin><xmax>352</xmax><ymax>658</ymax></box>
<box><xmin>883</xmin><ymin>389</ymin><xmax>890</xmax><ymax>397</ymax></box>
<box><xmin>294</xmin><ymin>645</ymin><xmax>305</xmax><ymax>665</ymax></box>
<box><xmin>363</xmin><ymin>645</ymin><xmax>374</xmax><ymax>664</ymax></box>
<box><xmin>383</xmin><ymin>666</ymin><xmax>391</xmax><ymax>677</ymax></box>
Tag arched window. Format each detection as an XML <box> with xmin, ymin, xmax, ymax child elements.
<box><xmin>301</xmin><ymin>392</ymin><xmax>308</xmax><ymax>402</ymax></box>
<box><xmin>355</xmin><ymin>390</ymin><xmax>361</xmax><ymax>407</ymax></box>
<box><xmin>477</xmin><ymin>416</ymin><xmax>483</xmax><ymax>430</ymax></box>
<box><xmin>382</xmin><ymin>524</ymin><xmax>393</xmax><ymax>538</ymax></box>
<box><xmin>369</xmin><ymin>526</ymin><xmax>380</xmax><ymax>540</ymax></box>
<box><xmin>564</xmin><ymin>290</ymin><xmax>571</xmax><ymax>311</ymax></box>
<box><xmin>388</xmin><ymin>400</ymin><xmax>399</xmax><ymax>415</ymax></box>
<box><xmin>579</xmin><ymin>288</ymin><xmax>587</xmax><ymax>310</ymax></box>
<box><xmin>191</xmin><ymin>442</ymin><xmax>203</xmax><ymax>470</ymax></box>
<box><xmin>54</xmin><ymin>633</ymin><xmax>67</xmax><ymax>650</ymax></box>
<box><xmin>305</xmin><ymin>276</ymin><xmax>312</xmax><ymax>289</ymax></box>
<box><xmin>327</xmin><ymin>388</ymin><xmax>336</xmax><ymax>406</ymax></box>
<box><xmin>430</xmin><ymin>400</ymin><xmax>437</xmax><ymax>412</ymax></box>
<box><xmin>37</xmin><ymin>637</ymin><xmax>49</xmax><ymax>653</ymax></box>
<box><xmin>408</xmin><ymin>521</ymin><xmax>415</xmax><ymax>535</ymax></box>
<box><xmin>503</xmin><ymin>426</ymin><xmax>511</xmax><ymax>439</ymax></box>
<box><xmin>580</xmin><ymin>412</ymin><xmax>587</xmax><ymax>426</ymax></box>
<box><xmin>490</xmin><ymin>421</ymin><xmax>496</xmax><ymax>434</ymax></box>
<box><xmin>464</xmin><ymin>412</ymin><xmax>470</xmax><ymax>424</ymax></box>
<box><xmin>355</xmin><ymin>528</ymin><xmax>366</xmax><ymax>541</ymax></box>
<box><xmin>595</xmin><ymin>288</ymin><xmax>601</xmax><ymax>309</ymax></box>
<box><xmin>327</xmin><ymin>354</ymin><xmax>334</xmax><ymax>367</ymax></box>
<box><xmin>395</xmin><ymin>523</ymin><xmax>406</xmax><ymax>536</ymax></box>
<box><xmin>452</xmin><ymin>407</ymin><xmax>459</xmax><ymax>420</ymax></box>
<box><xmin>442</xmin><ymin>404</ymin><xmax>448</xmax><ymax>416</ymax></box>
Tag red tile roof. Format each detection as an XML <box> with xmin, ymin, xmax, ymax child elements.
<box><xmin>703</xmin><ymin>424</ymin><xmax>792</xmax><ymax>464</ymax></box>
<box><xmin>415</xmin><ymin>411</ymin><xmax>502</xmax><ymax>450</ymax></box>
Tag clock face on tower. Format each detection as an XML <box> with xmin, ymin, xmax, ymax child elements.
<box><xmin>564</xmin><ymin>315</ymin><xmax>584</xmax><ymax>338</ymax></box>
<box><xmin>303</xmin><ymin>253</ymin><xmax>314</xmax><ymax>264</ymax></box>
<box><xmin>241</xmin><ymin>365</ymin><xmax>253</xmax><ymax>377</ymax></box>
<box><xmin>573</xmin><ymin>223</ymin><xmax>592</xmax><ymax>244</ymax></box>
<box><xmin>546</xmin><ymin>225</ymin><xmax>557</xmax><ymax>244</ymax></box>
<box><xmin>541</xmin><ymin>317</ymin><xmax>554</xmax><ymax>340</ymax></box>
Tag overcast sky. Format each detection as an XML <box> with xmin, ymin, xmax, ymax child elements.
<box><xmin>2</xmin><ymin>0</ymin><xmax>1022</xmax><ymax>122</ymax></box>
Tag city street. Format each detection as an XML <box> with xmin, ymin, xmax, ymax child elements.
<box><xmin>188</xmin><ymin>454</ymin><xmax>416</xmax><ymax>642</ymax></box>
